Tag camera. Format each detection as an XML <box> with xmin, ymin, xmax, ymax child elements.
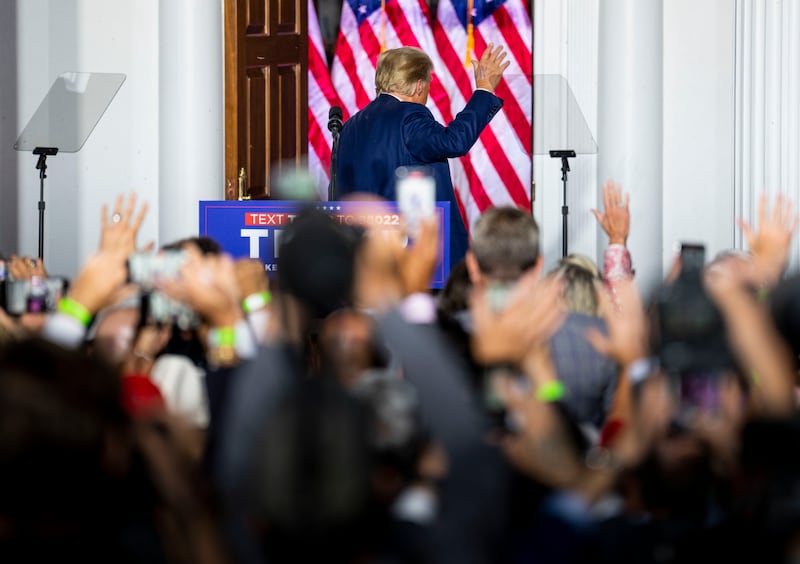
<box><xmin>127</xmin><ymin>252</ymin><xmax>199</xmax><ymax>329</ymax></box>
<box><xmin>2</xmin><ymin>276</ymin><xmax>67</xmax><ymax>315</ymax></box>
<box><xmin>655</xmin><ymin>243</ymin><xmax>734</xmax><ymax>374</ymax></box>
<box><xmin>127</xmin><ymin>251</ymin><xmax>187</xmax><ymax>289</ymax></box>
<box><xmin>654</xmin><ymin>243</ymin><xmax>738</xmax><ymax>421</ymax></box>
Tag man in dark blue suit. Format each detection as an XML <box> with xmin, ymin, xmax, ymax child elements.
<box><xmin>335</xmin><ymin>44</ymin><xmax>510</xmax><ymax>265</ymax></box>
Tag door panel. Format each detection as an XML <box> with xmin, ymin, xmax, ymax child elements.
<box><xmin>225</xmin><ymin>0</ymin><xmax>307</xmax><ymax>199</ymax></box>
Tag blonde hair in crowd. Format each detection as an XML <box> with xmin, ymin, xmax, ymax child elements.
<box><xmin>374</xmin><ymin>47</ymin><xmax>433</xmax><ymax>96</ymax></box>
<box><xmin>554</xmin><ymin>255</ymin><xmax>602</xmax><ymax>317</ymax></box>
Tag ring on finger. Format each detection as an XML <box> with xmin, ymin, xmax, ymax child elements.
<box><xmin>111</xmin><ymin>213</ymin><xmax>122</xmax><ymax>224</ymax></box>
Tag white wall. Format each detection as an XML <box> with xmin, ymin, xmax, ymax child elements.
<box><xmin>11</xmin><ymin>0</ymin><xmax>159</xmax><ymax>278</ymax></box>
<box><xmin>662</xmin><ymin>0</ymin><xmax>736</xmax><ymax>271</ymax></box>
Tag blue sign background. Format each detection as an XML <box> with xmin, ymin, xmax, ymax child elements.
<box><xmin>199</xmin><ymin>200</ymin><xmax>451</xmax><ymax>288</ymax></box>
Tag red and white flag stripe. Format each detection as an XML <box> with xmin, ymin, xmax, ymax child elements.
<box><xmin>434</xmin><ymin>0</ymin><xmax>532</xmax><ymax>229</ymax></box>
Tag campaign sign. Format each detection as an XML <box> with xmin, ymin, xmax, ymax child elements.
<box><xmin>199</xmin><ymin>200</ymin><xmax>451</xmax><ymax>289</ymax></box>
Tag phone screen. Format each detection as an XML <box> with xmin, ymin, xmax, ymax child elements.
<box><xmin>671</xmin><ymin>372</ymin><xmax>724</xmax><ymax>430</ymax></box>
<box><xmin>396</xmin><ymin>166</ymin><xmax>435</xmax><ymax>236</ymax></box>
<box><xmin>680</xmin><ymin>243</ymin><xmax>706</xmax><ymax>274</ymax></box>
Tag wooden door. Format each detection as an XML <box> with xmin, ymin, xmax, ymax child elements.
<box><xmin>225</xmin><ymin>0</ymin><xmax>308</xmax><ymax>199</ymax></box>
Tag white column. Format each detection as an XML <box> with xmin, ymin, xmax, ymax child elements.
<box><xmin>735</xmin><ymin>0</ymin><xmax>800</xmax><ymax>270</ymax></box>
<box><xmin>662</xmin><ymin>0</ymin><xmax>735</xmax><ymax>274</ymax></box>
<box><xmin>597</xmin><ymin>0</ymin><xmax>663</xmax><ymax>293</ymax></box>
<box><xmin>159</xmin><ymin>0</ymin><xmax>224</xmax><ymax>246</ymax></box>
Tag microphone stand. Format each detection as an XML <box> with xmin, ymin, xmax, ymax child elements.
<box><xmin>328</xmin><ymin>131</ymin><xmax>339</xmax><ymax>201</ymax></box>
<box><xmin>328</xmin><ymin>109</ymin><xmax>343</xmax><ymax>201</ymax></box>
<box><xmin>549</xmin><ymin>150</ymin><xmax>575</xmax><ymax>257</ymax></box>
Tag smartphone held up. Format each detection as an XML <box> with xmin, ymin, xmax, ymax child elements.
<box><xmin>395</xmin><ymin>166</ymin><xmax>436</xmax><ymax>237</ymax></box>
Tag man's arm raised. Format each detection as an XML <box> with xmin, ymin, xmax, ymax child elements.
<box><xmin>403</xmin><ymin>44</ymin><xmax>510</xmax><ymax>161</ymax></box>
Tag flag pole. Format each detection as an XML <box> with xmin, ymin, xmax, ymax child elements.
<box><xmin>465</xmin><ymin>0</ymin><xmax>474</xmax><ymax>67</ymax></box>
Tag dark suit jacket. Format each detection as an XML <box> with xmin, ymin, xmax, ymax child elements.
<box><xmin>335</xmin><ymin>90</ymin><xmax>503</xmax><ymax>264</ymax></box>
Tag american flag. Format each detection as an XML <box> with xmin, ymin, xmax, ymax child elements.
<box><xmin>434</xmin><ymin>0</ymin><xmax>532</xmax><ymax>228</ymax></box>
<box><xmin>330</xmin><ymin>0</ymin><xmax>450</xmax><ymax>118</ymax></box>
<box><xmin>308</xmin><ymin>0</ymin><xmax>341</xmax><ymax>198</ymax></box>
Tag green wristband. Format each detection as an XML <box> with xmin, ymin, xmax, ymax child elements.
<box><xmin>536</xmin><ymin>381</ymin><xmax>566</xmax><ymax>403</ymax></box>
<box><xmin>57</xmin><ymin>297</ymin><xmax>92</xmax><ymax>326</ymax></box>
<box><xmin>242</xmin><ymin>291</ymin><xmax>272</xmax><ymax>313</ymax></box>
<box><xmin>212</xmin><ymin>326</ymin><xmax>236</xmax><ymax>347</ymax></box>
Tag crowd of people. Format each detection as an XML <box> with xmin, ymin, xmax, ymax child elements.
<box><xmin>0</xmin><ymin>183</ymin><xmax>800</xmax><ymax>563</ymax></box>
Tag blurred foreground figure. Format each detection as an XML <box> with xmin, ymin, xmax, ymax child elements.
<box><xmin>0</xmin><ymin>338</ymin><xmax>226</xmax><ymax>563</ymax></box>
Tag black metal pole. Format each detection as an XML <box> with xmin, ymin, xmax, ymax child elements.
<box><xmin>33</xmin><ymin>147</ymin><xmax>58</xmax><ymax>261</ymax></box>
<box><xmin>328</xmin><ymin>132</ymin><xmax>339</xmax><ymax>201</ymax></box>
<box><xmin>561</xmin><ymin>156</ymin><xmax>570</xmax><ymax>258</ymax></box>
<box><xmin>38</xmin><ymin>163</ymin><xmax>45</xmax><ymax>260</ymax></box>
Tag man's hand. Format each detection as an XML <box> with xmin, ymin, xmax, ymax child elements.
<box><xmin>472</xmin><ymin>43</ymin><xmax>510</xmax><ymax>93</ymax></box>
<box><xmin>591</xmin><ymin>180</ymin><xmax>630</xmax><ymax>246</ymax></box>
<box><xmin>738</xmin><ymin>193</ymin><xmax>798</xmax><ymax>286</ymax></box>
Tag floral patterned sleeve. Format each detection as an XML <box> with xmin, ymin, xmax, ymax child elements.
<box><xmin>603</xmin><ymin>244</ymin><xmax>632</xmax><ymax>282</ymax></box>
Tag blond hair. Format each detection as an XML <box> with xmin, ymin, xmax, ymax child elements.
<box><xmin>374</xmin><ymin>47</ymin><xmax>433</xmax><ymax>96</ymax></box>
<box><xmin>553</xmin><ymin>254</ymin><xmax>602</xmax><ymax>316</ymax></box>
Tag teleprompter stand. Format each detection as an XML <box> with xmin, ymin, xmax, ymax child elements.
<box><xmin>14</xmin><ymin>72</ymin><xmax>126</xmax><ymax>260</ymax></box>
<box><xmin>550</xmin><ymin>150</ymin><xmax>575</xmax><ymax>258</ymax></box>
<box><xmin>33</xmin><ymin>147</ymin><xmax>58</xmax><ymax>260</ymax></box>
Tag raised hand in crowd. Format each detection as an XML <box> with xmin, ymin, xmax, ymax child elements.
<box><xmin>234</xmin><ymin>258</ymin><xmax>269</xmax><ymax>301</ymax></box>
<box><xmin>738</xmin><ymin>192</ymin><xmax>798</xmax><ymax>287</ymax></box>
<box><xmin>592</xmin><ymin>179</ymin><xmax>630</xmax><ymax>247</ymax></box>
<box><xmin>585</xmin><ymin>279</ymin><xmax>648</xmax><ymax>370</ymax></box>
<box><xmin>355</xmin><ymin>206</ymin><xmax>440</xmax><ymax>311</ymax></box>
<box><xmin>68</xmin><ymin>194</ymin><xmax>150</xmax><ymax>316</ymax></box>
<box><xmin>472</xmin><ymin>43</ymin><xmax>511</xmax><ymax>93</ymax></box>
<box><xmin>499</xmin><ymin>345</ymin><xmax>585</xmax><ymax>490</ymax></box>
<box><xmin>233</xmin><ymin>257</ymin><xmax>271</xmax><ymax>342</ymax></box>
<box><xmin>158</xmin><ymin>249</ymin><xmax>243</xmax><ymax>329</ymax></box>
<box><xmin>470</xmin><ymin>266</ymin><xmax>565</xmax><ymax>365</ymax></box>
<box><xmin>6</xmin><ymin>255</ymin><xmax>46</xmax><ymax>280</ymax></box>
<box><xmin>100</xmin><ymin>193</ymin><xmax>151</xmax><ymax>257</ymax></box>
<box><xmin>398</xmin><ymin>216</ymin><xmax>440</xmax><ymax>296</ymax></box>
<box><xmin>354</xmin><ymin>230</ymin><xmax>405</xmax><ymax>312</ymax></box>
<box><xmin>705</xmin><ymin>254</ymin><xmax>796</xmax><ymax>415</ymax></box>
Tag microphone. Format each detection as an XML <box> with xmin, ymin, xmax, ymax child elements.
<box><xmin>328</xmin><ymin>106</ymin><xmax>343</xmax><ymax>134</ymax></box>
